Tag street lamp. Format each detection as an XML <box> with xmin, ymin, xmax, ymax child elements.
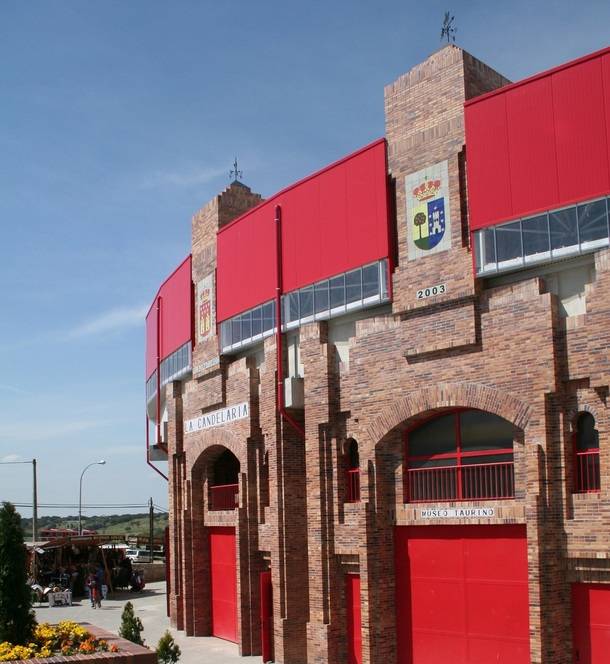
<box><xmin>78</xmin><ymin>460</ymin><xmax>106</xmax><ymax>535</ymax></box>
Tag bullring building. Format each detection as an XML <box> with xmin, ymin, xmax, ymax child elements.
<box><xmin>144</xmin><ymin>44</ymin><xmax>610</xmax><ymax>664</ymax></box>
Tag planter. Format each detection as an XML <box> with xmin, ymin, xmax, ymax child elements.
<box><xmin>0</xmin><ymin>624</ymin><xmax>156</xmax><ymax>664</ymax></box>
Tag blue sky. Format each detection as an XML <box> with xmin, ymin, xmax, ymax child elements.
<box><xmin>1</xmin><ymin>0</ymin><xmax>609</xmax><ymax>518</ymax></box>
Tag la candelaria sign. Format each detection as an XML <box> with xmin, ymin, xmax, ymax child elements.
<box><xmin>184</xmin><ymin>402</ymin><xmax>249</xmax><ymax>434</ymax></box>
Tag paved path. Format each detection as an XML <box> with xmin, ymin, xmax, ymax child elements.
<box><xmin>34</xmin><ymin>582</ymin><xmax>261</xmax><ymax>664</ymax></box>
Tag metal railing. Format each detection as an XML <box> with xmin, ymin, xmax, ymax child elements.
<box><xmin>210</xmin><ymin>483</ymin><xmax>239</xmax><ymax>511</ymax></box>
<box><xmin>406</xmin><ymin>461</ymin><xmax>515</xmax><ymax>503</ymax></box>
<box><xmin>574</xmin><ymin>450</ymin><xmax>600</xmax><ymax>493</ymax></box>
<box><xmin>346</xmin><ymin>469</ymin><xmax>361</xmax><ymax>503</ymax></box>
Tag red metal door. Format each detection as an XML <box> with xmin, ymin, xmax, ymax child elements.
<box><xmin>395</xmin><ymin>525</ymin><xmax>530</xmax><ymax>664</ymax></box>
<box><xmin>572</xmin><ymin>583</ymin><xmax>610</xmax><ymax>663</ymax></box>
<box><xmin>346</xmin><ymin>573</ymin><xmax>362</xmax><ymax>664</ymax></box>
<box><xmin>260</xmin><ymin>571</ymin><xmax>274</xmax><ymax>662</ymax></box>
<box><xmin>209</xmin><ymin>527</ymin><xmax>237</xmax><ymax>642</ymax></box>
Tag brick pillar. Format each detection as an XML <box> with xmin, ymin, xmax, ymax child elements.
<box><xmin>166</xmin><ymin>381</ymin><xmax>184</xmax><ymax>629</ymax></box>
<box><xmin>300</xmin><ymin>322</ymin><xmax>344</xmax><ymax>664</ymax></box>
<box><xmin>260</xmin><ymin>336</ymin><xmax>309</xmax><ymax>663</ymax></box>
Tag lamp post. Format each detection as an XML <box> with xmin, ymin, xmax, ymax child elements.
<box><xmin>78</xmin><ymin>460</ymin><xmax>106</xmax><ymax>535</ymax></box>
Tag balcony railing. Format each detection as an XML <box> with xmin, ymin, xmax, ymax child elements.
<box><xmin>406</xmin><ymin>461</ymin><xmax>515</xmax><ymax>503</ymax></box>
<box><xmin>210</xmin><ymin>483</ymin><xmax>239</xmax><ymax>511</ymax></box>
<box><xmin>346</xmin><ymin>469</ymin><xmax>361</xmax><ymax>503</ymax></box>
<box><xmin>574</xmin><ymin>450</ymin><xmax>600</xmax><ymax>493</ymax></box>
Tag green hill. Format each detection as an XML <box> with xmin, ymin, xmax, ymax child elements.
<box><xmin>19</xmin><ymin>512</ymin><xmax>168</xmax><ymax>539</ymax></box>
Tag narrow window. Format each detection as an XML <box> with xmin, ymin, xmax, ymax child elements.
<box><xmin>345</xmin><ymin>439</ymin><xmax>360</xmax><ymax>503</ymax></box>
<box><xmin>574</xmin><ymin>412</ymin><xmax>600</xmax><ymax>493</ymax></box>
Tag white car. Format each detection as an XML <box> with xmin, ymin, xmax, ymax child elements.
<box><xmin>125</xmin><ymin>548</ymin><xmax>150</xmax><ymax>562</ymax></box>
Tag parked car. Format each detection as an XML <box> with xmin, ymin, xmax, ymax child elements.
<box><xmin>125</xmin><ymin>548</ymin><xmax>150</xmax><ymax>562</ymax></box>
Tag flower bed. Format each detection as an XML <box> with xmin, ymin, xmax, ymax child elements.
<box><xmin>0</xmin><ymin>621</ymin><xmax>117</xmax><ymax>661</ymax></box>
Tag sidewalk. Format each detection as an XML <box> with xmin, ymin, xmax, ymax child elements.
<box><xmin>33</xmin><ymin>581</ymin><xmax>261</xmax><ymax>664</ymax></box>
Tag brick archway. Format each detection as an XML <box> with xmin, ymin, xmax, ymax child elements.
<box><xmin>364</xmin><ymin>381</ymin><xmax>531</xmax><ymax>451</ymax></box>
<box><xmin>186</xmin><ymin>428</ymin><xmax>246</xmax><ymax>475</ymax></box>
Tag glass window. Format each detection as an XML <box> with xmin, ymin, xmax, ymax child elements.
<box><xmin>251</xmin><ymin>306</ymin><xmax>262</xmax><ymax>337</ymax></box>
<box><xmin>330</xmin><ymin>274</ymin><xmax>345</xmax><ymax>309</ymax></box>
<box><xmin>231</xmin><ymin>316</ymin><xmax>242</xmax><ymax>344</ymax></box>
<box><xmin>314</xmin><ymin>280</ymin><xmax>329</xmax><ymax>314</ymax></box>
<box><xmin>220</xmin><ymin>321</ymin><xmax>231</xmax><ymax>349</ymax></box>
<box><xmin>408</xmin><ymin>457</ymin><xmax>457</xmax><ymax>469</ymax></box>
<box><xmin>550</xmin><ymin>207</ymin><xmax>578</xmax><ymax>252</ymax></box>
<box><xmin>362</xmin><ymin>263</ymin><xmax>380</xmax><ymax>299</ymax></box>
<box><xmin>495</xmin><ymin>221</ymin><xmax>522</xmax><ymax>264</ymax></box>
<box><xmin>299</xmin><ymin>286</ymin><xmax>313</xmax><ymax>318</ymax></box>
<box><xmin>459</xmin><ymin>410</ymin><xmax>514</xmax><ymax>452</ymax></box>
<box><xmin>288</xmin><ymin>292</ymin><xmax>299</xmax><ymax>322</ymax></box>
<box><xmin>241</xmin><ymin>311</ymin><xmax>252</xmax><ymax>339</ymax></box>
<box><xmin>345</xmin><ymin>269</ymin><xmax>362</xmax><ymax>304</ymax></box>
<box><xmin>408</xmin><ymin>413</ymin><xmax>457</xmax><ymax>457</ymax></box>
<box><xmin>578</xmin><ymin>199</ymin><xmax>608</xmax><ymax>246</ymax></box>
<box><xmin>522</xmin><ymin>214</ymin><xmax>549</xmax><ymax>259</ymax></box>
<box><xmin>476</xmin><ymin>228</ymin><xmax>496</xmax><ymax>271</ymax></box>
<box><xmin>576</xmin><ymin>412</ymin><xmax>599</xmax><ymax>451</ymax></box>
<box><xmin>262</xmin><ymin>302</ymin><xmax>274</xmax><ymax>333</ymax></box>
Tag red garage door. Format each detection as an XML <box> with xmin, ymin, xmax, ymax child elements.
<box><xmin>209</xmin><ymin>527</ymin><xmax>237</xmax><ymax>642</ymax></box>
<box><xmin>395</xmin><ymin>525</ymin><xmax>530</xmax><ymax>664</ymax></box>
<box><xmin>346</xmin><ymin>574</ymin><xmax>362</xmax><ymax>664</ymax></box>
<box><xmin>572</xmin><ymin>583</ymin><xmax>610</xmax><ymax>663</ymax></box>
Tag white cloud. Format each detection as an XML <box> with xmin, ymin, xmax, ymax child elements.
<box><xmin>0</xmin><ymin>383</ymin><xmax>29</xmax><ymax>395</ymax></box>
<box><xmin>1</xmin><ymin>454</ymin><xmax>21</xmax><ymax>462</ymax></box>
<box><xmin>67</xmin><ymin>304</ymin><xmax>148</xmax><ymax>339</ymax></box>
<box><xmin>140</xmin><ymin>165</ymin><xmax>227</xmax><ymax>189</ymax></box>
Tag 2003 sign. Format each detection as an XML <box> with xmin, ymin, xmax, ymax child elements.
<box><xmin>416</xmin><ymin>283</ymin><xmax>446</xmax><ymax>299</ymax></box>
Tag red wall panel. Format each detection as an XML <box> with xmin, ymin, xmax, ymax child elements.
<box><xmin>466</xmin><ymin>46</ymin><xmax>610</xmax><ymax>230</ymax></box>
<box><xmin>145</xmin><ymin>255</ymin><xmax>192</xmax><ymax>379</ymax></box>
<box><xmin>209</xmin><ymin>527</ymin><xmax>237</xmax><ymax>643</ymax></box>
<box><xmin>216</xmin><ymin>139</ymin><xmax>389</xmax><ymax>322</ymax></box>
<box><xmin>572</xmin><ymin>583</ymin><xmax>610</xmax><ymax>664</ymax></box>
<box><xmin>395</xmin><ymin>525</ymin><xmax>530</xmax><ymax>664</ymax></box>
<box><xmin>464</xmin><ymin>93</ymin><xmax>512</xmax><ymax>227</ymax></box>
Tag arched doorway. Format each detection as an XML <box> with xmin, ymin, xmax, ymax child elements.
<box><xmin>395</xmin><ymin>409</ymin><xmax>530</xmax><ymax>664</ymax></box>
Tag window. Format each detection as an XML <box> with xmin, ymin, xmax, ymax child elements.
<box><xmin>474</xmin><ymin>197</ymin><xmax>610</xmax><ymax>276</ymax></box>
<box><xmin>345</xmin><ymin>439</ymin><xmax>360</xmax><ymax>503</ymax></box>
<box><xmin>210</xmin><ymin>450</ymin><xmax>240</xmax><ymax>511</ymax></box>
<box><xmin>574</xmin><ymin>412</ymin><xmax>600</xmax><ymax>493</ymax></box>
<box><xmin>219</xmin><ymin>260</ymin><xmax>390</xmax><ymax>354</ymax></box>
<box><xmin>405</xmin><ymin>410</ymin><xmax>515</xmax><ymax>502</ymax></box>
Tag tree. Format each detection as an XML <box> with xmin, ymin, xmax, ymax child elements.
<box><xmin>0</xmin><ymin>502</ymin><xmax>36</xmax><ymax>644</ymax></box>
<box><xmin>118</xmin><ymin>601</ymin><xmax>144</xmax><ymax>645</ymax></box>
<box><xmin>156</xmin><ymin>630</ymin><xmax>181</xmax><ymax>664</ymax></box>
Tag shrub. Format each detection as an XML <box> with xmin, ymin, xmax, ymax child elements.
<box><xmin>118</xmin><ymin>602</ymin><xmax>144</xmax><ymax>645</ymax></box>
<box><xmin>156</xmin><ymin>630</ymin><xmax>180</xmax><ymax>664</ymax></box>
<box><xmin>0</xmin><ymin>502</ymin><xmax>35</xmax><ymax>645</ymax></box>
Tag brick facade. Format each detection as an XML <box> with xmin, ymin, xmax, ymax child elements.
<box><xmin>160</xmin><ymin>45</ymin><xmax>610</xmax><ymax>663</ymax></box>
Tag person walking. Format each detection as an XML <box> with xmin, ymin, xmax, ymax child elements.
<box><xmin>94</xmin><ymin>563</ymin><xmax>104</xmax><ymax>608</ymax></box>
<box><xmin>85</xmin><ymin>568</ymin><xmax>99</xmax><ymax>609</ymax></box>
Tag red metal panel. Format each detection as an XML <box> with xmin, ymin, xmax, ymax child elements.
<box><xmin>145</xmin><ymin>256</ymin><xmax>192</xmax><ymax>378</ymax></box>
<box><xmin>216</xmin><ymin>210</ymin><xmax>276</xmax><ymax>324</ymax></box>
<box><xmin>466</xmin><ymin>46</ymin><xmax>610</xmax><ymax>230</ymax></box>
<box><xmin>506</xmin><ymin>76</ymin><xmax>559</xmax><ymax>214</ymax></box>
<box><xmin>604</xmin><ymin>54</ymin><xmax>610</xmax><ymax>180</ymax></box>
<box><xmin>464</xmin><ymin>93</ymin><xmax>512</xmax><ymax>230</ymax></box>
<box><xmin>260</xmin><ymin>571</ymin><xmax>273</xmax><ymax>663</ymax></box>
<box><xmin>395</xmin><ymin>525</ymin><xmax>529</xmax><ymax>664</ymax></box>
<box><xmin>572</xmin><ymin>583</ymin><xmax>610</xmax><ymax>664</ymax></box>
<box><xmin>346</xmin><ymin>574</ymin><xmax>362</xmax><ymax>664</ymax></box>
<box><xmin>216</xmin><ymin>139</ymin><xmax>389</xmax><ymax>322</ymax></box>
<box><xmin>209</xmin><ymin>527</ymin><xmax>237</xmax><ymax>642</ymax></box>
<box><xmin>552</xmin><ymin>57</ymin><xmax>610</xmax><ymax>204</ymax></box>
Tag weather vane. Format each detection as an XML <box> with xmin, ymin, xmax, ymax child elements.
<box><xmin>440</xmin><ymin>12</ymin><xmax>457</xmax><ymax>43</ymax></box>
<box><xmin>229</xmin><ymin>157</ymin><xmax>243</xmax><ymax>182</ymax></box>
